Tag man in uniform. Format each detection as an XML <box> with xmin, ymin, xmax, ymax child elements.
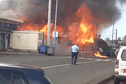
<box><xmin>71</xmin><ymin>44</ymin><xmax>79</xmax><ymax>65</ymax></box>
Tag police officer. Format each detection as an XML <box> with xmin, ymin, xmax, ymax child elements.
<box><xmin>71</xmin><ymin>44</ymin><xmax>79</xmax><ymax>65</ymax></box>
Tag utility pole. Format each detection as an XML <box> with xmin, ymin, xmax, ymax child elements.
<box><xmin>53</xmin><ymin>0</ymin><xmax>58</xmax><ymax>48</ymax></box>
<box><xmin>116</xmin><ymin>29</ymin><xmax>117</xmax><ymax>41</ymax></box>
<box><xmin>111</xmin><ymin>9</ymin><xmax>115</xmax><ymax>56</ymax></box>
<box><xmin>116</xmin><ymin>29</ymin><xmax>118</xmax><ymax>47</ymax></box>
<box><xmin>47</xmin><ymin>0</ymin><xmax>52</xmax><ymax>46</ymax></box>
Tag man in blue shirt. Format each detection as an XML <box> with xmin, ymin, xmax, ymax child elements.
<box><xmin>71</xmin><ymin>44</ymin><xmax>79</xmax><ymax>65</ymax></box>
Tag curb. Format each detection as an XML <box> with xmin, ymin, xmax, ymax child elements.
<box><xmin>98</xmin><ymin>75</ymin><xmax>114</xmax><ymax>84</ymax></box>
<box><xmin>0</xmin><ymin>51</ymin><xmax>44</xmax><ymax>56</ymax></box>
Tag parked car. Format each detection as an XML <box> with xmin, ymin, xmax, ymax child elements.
<box><xmin>0</xmin><ymin>63</ymin><xmax>53</xmax><ymax>84</ymax></box>
<box><xmin>114</xmin><ymin>46</ymin><xmax>126</xmax><ymax>84</ymax></box>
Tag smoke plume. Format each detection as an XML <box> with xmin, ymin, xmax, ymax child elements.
<box><xmin>0</xmin><ymin>0</ymin><xmax>125</xmax><ymax>32</ymax></box>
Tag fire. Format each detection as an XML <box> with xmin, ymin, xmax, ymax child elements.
<box><xmin>18</xmin><ymin>17</ymin><xmax>64</xmax><ymax>38</ymax></box>
<box><xmin>18</xmin><ymin>4</ymin><xmax>97</xmax><ymax>46</ymax></box>
<box><xmin>68</xmin><ymin>4</ymin><xmax>97</xmax><ymax>47</ymax></box>
<box><xmin>94</xmin><ymin>51</ymin><xmax>108</xmax><ymax>58</ymax></box>
<box><xmin>18</xmin><ymin>17</ymin><xmax>43</xmax><ymax>31</ymax></box>
<box><xmin>17</xmin><ymin>4</ymin><xmax>101</xmax><ymax>55</ymax></box>
<box><xmin>40</xmin><ymin>25</ymin><xmax>48</xmax><ymax>33</ymax></box>
<box><xmin>43</xmin><ymin>24</ymin><xmax>64</xmax><ymax>38</ymax></box>
<box><xmin>18</xmin><ymin>23</ymin><xmax>40</xmax><ymax>31</ymax></box>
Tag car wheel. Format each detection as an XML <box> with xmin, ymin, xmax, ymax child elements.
<box><xmin>114</xmin><ymin>79</ymin><xmax>120</xmax><ymax>84</ymax></box>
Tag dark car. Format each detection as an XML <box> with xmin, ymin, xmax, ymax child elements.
<box><xmin>107</xmin><ymin>48</ymin><xmax>116</xmax><ymax>56</ymax></box>
<box><xmin>0</xmin><ymin>63</ymin><xmax>53</xmax><ymax>84</ymax></box>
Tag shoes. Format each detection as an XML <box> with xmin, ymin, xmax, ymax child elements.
<box><xmin>71</xmin><ymin>62</ymin><xmax>77</xmax><ymax>65</ymax></box>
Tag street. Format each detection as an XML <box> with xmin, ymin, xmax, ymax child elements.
<box><xmin>0</xmin><ymin>53</ymin><xmax>115</xmax><ymax>84</ymax></box>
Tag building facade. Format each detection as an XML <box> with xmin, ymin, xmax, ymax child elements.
<box><xmin>0</xmin><ymin>17</ymin><xmax>23</xmax><ymax>50</ymax></box>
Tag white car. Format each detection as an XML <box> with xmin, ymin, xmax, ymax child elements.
<box><xmin>114</xmin><ymin>46</ymin><xmax>126</xmax><ymax>84</ymax></box>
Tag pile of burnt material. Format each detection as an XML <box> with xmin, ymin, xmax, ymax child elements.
<box><xmin>97</xmin><ymin>38</ymin><xmax>110</xmax><ymax>55</ymax></box>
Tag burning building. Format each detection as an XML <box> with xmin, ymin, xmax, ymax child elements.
<box><xmin>1</xmin><ymin>0</ymin><xmax>125</xmax><ymax>56</ymax></box>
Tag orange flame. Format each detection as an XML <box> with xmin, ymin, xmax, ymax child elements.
<box><xmin>17</xmin><ymin>4</ymin><xmax>100</xmax><ymax>50</ymax></box>
<box><xmin>18</xmin><ymin>23</ymin><xmax>40</xmax><ymax>31</ymax></box>
<box><xmin>39</xmin><ymin>24</ymin><xmax>64</xmax><ymax>38</ymax></box>
<box><xmin>40</xmin><ymin>25</ymin><xmax>48</xmax><ymax>33</ymax></box>
<box><xmin>94</xmin><ymin>51</ymin><xmax>108</xmax><ymax>58</ymax></box>
<box><xmin>68</xmin><ymin>4</ymin><xmax>97</xmax><ymax>47</ymax></box>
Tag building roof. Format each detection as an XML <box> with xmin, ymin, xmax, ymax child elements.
<box><xmin>0</xmin><ymin>17</ymin><xmax>23</xmax><ymax>25</ymax></box>
<box><xmin>11</xmin><ymin>30</ymin><xmax>44</xmax><ymax>34</ymax></box>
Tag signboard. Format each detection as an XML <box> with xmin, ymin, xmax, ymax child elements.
<box><xmin>53</xmin><ymin>31</ymin><xmax>58</xmax><ymax>37</ymax></box>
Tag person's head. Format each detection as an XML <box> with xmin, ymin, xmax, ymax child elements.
<box><xmin>71</xmin><ymin>42</ymin><xmax>78</xmax><ymax>46</ymax></box>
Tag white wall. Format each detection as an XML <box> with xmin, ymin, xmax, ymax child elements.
<box><xmin>10</xmin><ymin>31</ymin><xmax>43</xmax><ymax>51</ymax></box>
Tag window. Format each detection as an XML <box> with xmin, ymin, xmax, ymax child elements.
<box><xmin>13</xmin><ymin>71</ymin><xmax>29</xmax><ymax>84</ymax></box>
<box><xmin>121</xmin><ymin>49</ymin><xmax>126</xmax><ymax>61</ymax></box>
<box><xmin>0</xmin><ymin>70</ymin><xmax>12</xmax><ymax>84</ymax></box>
<box><xmin>0</xmin><ymin>69</ymin><xmax>29</xmax><ymax>84</ymax></box>
<box><xmin>13</xmin><ymin>72</ymin><xmax>25</xmax><ymax>84</ymax></box>
<box><xmin>24</xmin><ymin>70</ymin><xmax>52</xmax><ymax>84</ymax></box>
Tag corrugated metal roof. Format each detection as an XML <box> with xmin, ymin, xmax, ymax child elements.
<box><xmin>0</xmin><ymin>17</ymin><xmax>23</xmax><ymax>25</ymax></box>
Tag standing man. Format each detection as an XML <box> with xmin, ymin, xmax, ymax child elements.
<box><xmin>71</xmin><ymin>44</ymin><xmax>79</xmax><ymax>65</ymax></box>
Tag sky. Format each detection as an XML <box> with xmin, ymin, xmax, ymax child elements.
<box><xmin>100</xmin><ymin>1</ymin><xmax>126</xmax><ymax>40</ymax></box>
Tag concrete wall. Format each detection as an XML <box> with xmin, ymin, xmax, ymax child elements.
<box><xmin>54</xmin><ymin>42</ymin><xmax>71</xmax><ymax>56</ymax></box>
<box><xmin>10</xmin><ymin>31</ymin><xmax>43</xmax><ymax>51</ymax></box>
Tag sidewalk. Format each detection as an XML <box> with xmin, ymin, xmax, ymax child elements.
<box><xmin>0</xmin><ymin>49</ymin><xmax>44</xmax><ymax>56</ymax></box>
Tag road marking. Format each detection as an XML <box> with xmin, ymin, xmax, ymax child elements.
<box><xmin>41</xmin><ymin>61</ymin><xmax>95</xmax><ymax>69</ymax></box>
<box><xmin>51</xmin><ymin>56</ymin><xmax>114</xmax><ymax>62</ymax></box>
<box><xmin>112</xmin><ymin>61</ymin><xmax>116</xmax><ymax>62</ymax></box>
<box><xmin>87</xmin><ymin>58</ymin><xmax>94</xmax><ymax>60</ymax></box>
<box><xmin>102</xmin><ymin>59</ymin><xmax>112</xmax><ymax>61</ymax></box>
<box><xmin>94</xmin><ymin>59</ymin><xmax>103</xmax><ymax>61</ymax></box>
<box><xmin>41</xmin><ymin>58</ymin><xmax>115</xmax><ymax>69</ymax></box>
<box><xmin>78</xmin><ymin>57</ymin><xmax>86</xmax><ymax>59</ymax></box>
<box><xmin>77</xmin><ymin>61</ymin><xmax>95</xmax><ymax>64</ymax></box>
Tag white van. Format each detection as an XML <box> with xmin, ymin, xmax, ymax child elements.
<box><xmin>114</xmin><ymin>46</ymin><xmax>126</xmax><ymax>84</ymax></box>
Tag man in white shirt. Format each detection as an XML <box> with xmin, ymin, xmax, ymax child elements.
<box><xmin>71</xmin><ymin>44</ymin><xmax>79</xmax><ymax>65</ymax></box>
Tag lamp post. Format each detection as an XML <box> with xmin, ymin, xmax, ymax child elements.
<box><xmin>47</xmin><ymin>0</ymin><xmax>52</xmax><ymax>46</ymax></box>
<box><xmin>111</xmin><ymin>10</ymin><xmax>115</xmax><ymax>56</ymax></box>
<box><xmin>111</xmin><ymin>9</ymin><xmax>124</xmax><ymax>56</ymax></box>
<box><xmin>53</xmin><ymin>0</ymin><xmax>58</xmax><ymax>48</ymax></box>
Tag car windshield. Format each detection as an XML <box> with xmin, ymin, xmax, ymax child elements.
<box><xmin>121</xmin><ymin>49</ymin><xmax>126</xmax><ymax>61</ymax></box>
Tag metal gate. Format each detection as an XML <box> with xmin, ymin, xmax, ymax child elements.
<box><xmin>80</xmin><ymin>43</ymin><xmax>94</xmax><ymax>56</ymax></box>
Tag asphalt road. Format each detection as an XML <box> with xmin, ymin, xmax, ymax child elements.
<box><xmin>0</xmin><ymin>53</ymin><xmax>116</xmax><ymax>84</ymax></box>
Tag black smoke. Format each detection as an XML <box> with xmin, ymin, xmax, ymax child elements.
<box><xmin>0</xmin><ymin>0</ymin><xmax>126</xmax><ymax>30</ymax></box>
